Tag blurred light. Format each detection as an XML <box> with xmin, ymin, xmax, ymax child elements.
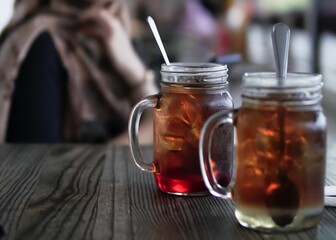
<box><xmin>258</xmin><ymin>0</ymin><xmax>311</xmax><ymax>15</ymax></box>
<box><xmin>0</xmin><ymin>0</ymin><xmax>14</xmax><ymax>33</ymax></box>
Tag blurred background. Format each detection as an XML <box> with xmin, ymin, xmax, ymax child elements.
<box><xmin>1</xmin><ymin>0</ymin><xmax>335</xmax><ymax>141</ymax></box>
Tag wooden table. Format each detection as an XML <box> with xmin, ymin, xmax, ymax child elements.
<box><xmin>0</xmin><ymin>144</ymin><xmax>335</xmax><ymax>240</ymax></box>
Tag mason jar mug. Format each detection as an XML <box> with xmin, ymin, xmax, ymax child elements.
<box><xmin>129</xmin><ymin>63</ymin><xmax>234</xmax><ymax>196</ymax></box>
<box><xmin>200</xmin><ymin>72</ymin><xmax>326</xmax><ymax>231</ymax></box>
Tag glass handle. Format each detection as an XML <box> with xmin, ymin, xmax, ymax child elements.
<box><xmin>199</xmin><ymin>109</ymin><xmax>235</xmax><ymax>199</ymax></box>
<box><xmin>128</xmin><ymin>95</ymin><xmax>159</xmax><ymax>172</ymax></box>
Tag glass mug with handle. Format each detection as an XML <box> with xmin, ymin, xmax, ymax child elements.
<box><xmin>199</xmin><ymin>72</ymin><xmax>326</xmax><ymax>232</ymax></box>
<box><xmin>129</xmin><ymin>63</ymin><xmax>234</xmax><ymax>196</ymax></box>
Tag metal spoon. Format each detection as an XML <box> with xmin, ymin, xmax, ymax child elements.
<box><xmin>147</xmin><ymin>16</ymin><xmax>170</xmax><ymax>65</ymax></box>
<box><xmin>266</xmin><ymin>23</ymin><xmax>300</xmax><ymax>227</ymax></box>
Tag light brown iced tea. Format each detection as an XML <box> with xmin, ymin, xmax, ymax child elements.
<box><xmin>234</xmin><ymin>103</ymin><xmax>326</xmax><ymax>230</ymax></box>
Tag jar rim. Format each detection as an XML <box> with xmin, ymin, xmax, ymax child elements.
<box><xmin>161</xmin><ymin>62</ymin><xmax>228</xmax><ymax>73</ymax></box>
<box><xmin>160</xmin><ymin>63</ymin><xmax>228</xmax><ymax>84</ymax></box>
<box><xmin>242</xmin><ymin>72</ymin><xmax>322</xmax><ymax>89</ymax></box>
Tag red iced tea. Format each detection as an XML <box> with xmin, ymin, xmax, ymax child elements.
<box><xmin>234</xmin><ymin>103</ymin><xmax>326</xmax><ymax>229</ymax></box>
<box><xmin>129</xmin><ymin>63</ymin><xmax>231</xmax><ymax>196</ymax></box>
<box><xmin>153</xmin><ymin>85</ymin><xmax>233</xmax><ymax>195</ymax></box>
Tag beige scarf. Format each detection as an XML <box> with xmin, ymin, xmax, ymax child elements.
<box><xmin>0</xmin><ymin>0</ymin><xmax>155</xmax><ymax>142</ymax></box>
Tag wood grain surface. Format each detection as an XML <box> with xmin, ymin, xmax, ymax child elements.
<box><xmin>0</xmin><ymin>144</ymin><xmax>335</xmax><ymax>240</ymax></box>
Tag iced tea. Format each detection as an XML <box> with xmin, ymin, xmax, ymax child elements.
<box><xmin>234</xmin><ymin>103</ymin><xmax>326</xmax><ymax>230</ymax></box>
<box><xmin>153</xmin><ymin>85</ymin><xmax>233</xmax><ymax>195</ymax></box>
<box><xmin>199</xmin><ymin>72</ymin><xmax>325</xmax><ymax>232</ymax></box>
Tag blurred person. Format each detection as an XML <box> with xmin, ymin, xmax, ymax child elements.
<box><xmin>0</xmin><ymin>0</ymin><xmax>158</xmax><ymax>144</ymax></box>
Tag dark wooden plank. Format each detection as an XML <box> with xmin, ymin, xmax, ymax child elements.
<box><xmin>14</xmin><ymin>144</ymin><xmax>107</xmax><ymax>240</ymax></box>
<box><xmin>320</xmin><ymin>148</ymin><xmax>336</xmax><ymax>240</ymax></box>
<box><xmin>111</xmin><ymin>146</ymin><xmax>132</xmax><ymax>240</ymax></box>
<box><xmin>90</xmin><ymin>146</ymin><xmax>114</xmax><ymax>240</ymax></box>
<box><xmin>0</xmin><ymin>145</ymin><xmax>50</xmax><ymax>239</ymax></box>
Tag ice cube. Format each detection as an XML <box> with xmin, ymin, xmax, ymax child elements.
<box><xmin>180</xmin><ymin>95</ymin><xmax>201</xmax><ymax>125</ymax></box>
<box><xmin>159</xmin><ymin>135</ymin><xmax>185</xmax><ymax>152</ymax></box>
<box><xmin>184</xmin><ymin>126</ymin><xmax>200</xmax><ymax>149</ymax></box>
<box><xmin>158</xmin><ymin>116</ymin><xmax>190</xmax><ymax>137</ymax></box>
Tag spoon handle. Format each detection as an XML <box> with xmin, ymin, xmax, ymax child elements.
<box><xmin>272</xmin><ymin>23</ymin><xmax>290</xmax><ymax>84</ymax></box>
<box><xmin>147</xmin><ymin>16</ymin><xmax>170</xmax><ymax>65</ymax></box>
